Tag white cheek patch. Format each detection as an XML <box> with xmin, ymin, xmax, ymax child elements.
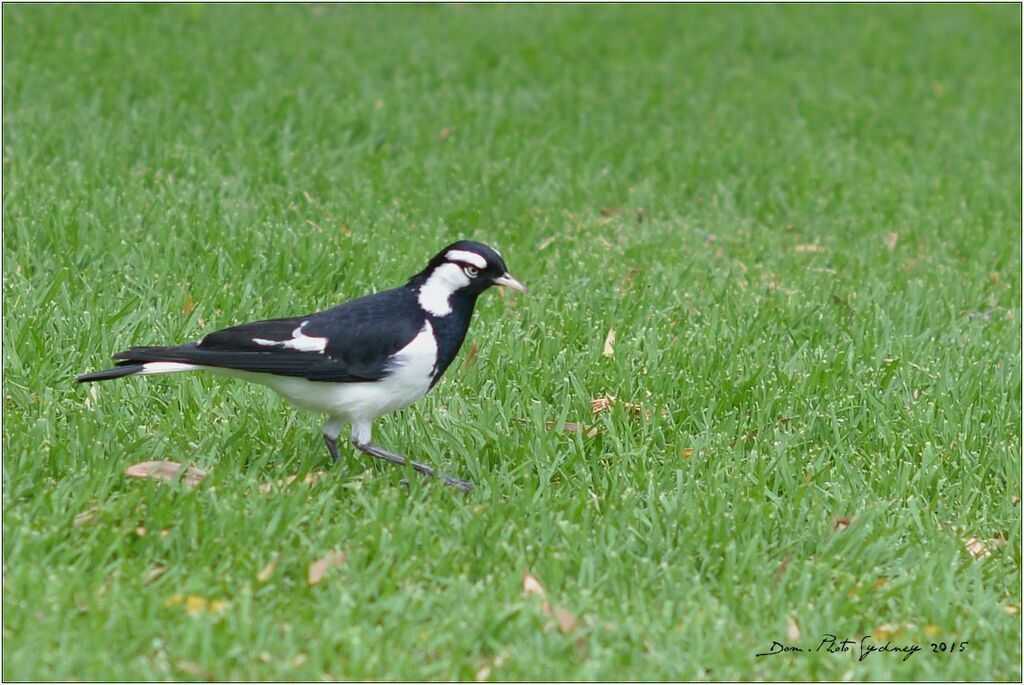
<box><xmin>444</xmin><ymin>250</ymin><xmax>487</xmax><ymax>269</ymax></box>
<box><xmin>418</xmin><ymin>262</ymin><xmax>471</xmax><ymax>316</ymax></box>
<box><xmin>253</xmin><ymin>322</ymin><xmax>328</xmax><ymax>353</ymax></box>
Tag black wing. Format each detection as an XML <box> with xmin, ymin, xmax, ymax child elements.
<box><xmin>112</xmin><ymin>288</ymin><xmax>426</xmax><ymax>383</ymax></box>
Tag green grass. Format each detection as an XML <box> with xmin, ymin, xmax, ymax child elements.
<box><xmin>3</xmin><ymin>4</ymin><xmax>1020</xmax><ymax>680</ymax></box>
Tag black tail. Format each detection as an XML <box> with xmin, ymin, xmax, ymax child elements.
<box><xmin>76</xmin><ymin>362</ymin><xmax>145</xmax><ymax>383</ymax></box>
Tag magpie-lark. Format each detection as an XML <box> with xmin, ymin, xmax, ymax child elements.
<box><xmin>77</xmin><ymin>241</ymin><xmax>526</xmax><ymax>491</ymax></box>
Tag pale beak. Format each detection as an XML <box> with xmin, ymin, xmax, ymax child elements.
<box><xmin>493</xmin><ymin>273</ymin><xmax>527</xmax><ymax>294</ymax></box>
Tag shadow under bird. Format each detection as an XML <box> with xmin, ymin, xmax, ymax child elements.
<box><xmin>77</xmin><ymin>241</ymin><xmax>526</xmax><ymax>491</ymax></box>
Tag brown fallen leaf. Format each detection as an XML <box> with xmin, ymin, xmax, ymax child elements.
<box><xmin>785</xmin><ymin>614</ymin><xmax>801</xmax><ymax>642</ymax></box>
<box><xmin>308</xmin><ymin>552</ymin><xmax>347</xmax><ymax>585</ymax></box>
<box><xmin>832</xmin><ymin>516</ymin><xmax>851</xmax><ymax>531</ymax></box>
<box><xmin>182</xmin><ymin>292</ymin><xmax>193</xmax><ymax>316</ymax></box>
<box><xmin>463</xmin><ymin>340</ymin><xmax>479</xmax><ymax>371</ymax></box>
<box><xmin>551</xmin><ymin>421</ymin><xmax>598</xmax><ymax>438</ymax></box>
<box><xmin>522</xmin><ymin>571</ymin><xmax>546</xmax><ymax>597</ymax></box>
<box><xmin>124</xmin><ymin>461</ymin><xmax>207</xmax><ymax>487</ymax></box>
<box><xmin>553</xmin><ymin>605</ymin><xmax>578</xmax><ymax>634</ymax></box>
<box><xmin>522</xmin><ymin>572</ymin><xmax>580</xmax><ymax>635</ymax></box>
<box><xmin>602</xmin><ymin>328</ymin><xmax>616</xmax><ymax>357</ymax></box>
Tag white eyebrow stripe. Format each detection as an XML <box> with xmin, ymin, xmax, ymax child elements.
<box><xmin>445</xmin><ymin>250</ymin><xmax>487</xmax><ymax>269</ymax></box>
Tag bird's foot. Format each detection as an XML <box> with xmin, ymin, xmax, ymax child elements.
<box><xmin>352</xmin><ymin>440</ymin><xmax>472</xmax><ymax>492</ymax></box>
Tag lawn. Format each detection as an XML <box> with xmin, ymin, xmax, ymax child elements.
<box><xmin>2</xmin><ymin>4</ymin><xmax>1020</xmax><ymax>681</ymax></box>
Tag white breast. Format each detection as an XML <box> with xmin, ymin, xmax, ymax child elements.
<box><xmin>212</xmin><ymin>321</ymin><xmax>439</xmax><ymax>424</ymax></box>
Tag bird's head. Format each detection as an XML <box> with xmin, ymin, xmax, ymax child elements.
<box><xmin>411</xmin><ymin>240</ymin><xmax>526</xmax><ymax>316</ymax></box>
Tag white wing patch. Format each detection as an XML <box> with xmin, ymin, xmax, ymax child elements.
<box><xmin>445</xmin><ymin>249</ymin><xmax>487</xmax><ymax>269</ymax></box>
<box><xmin>253</xmin><ymin>322</ymin><xmax>328</xmax><ymax>353</ymax></box>
<box><xmin>139</xmin><ymin>362</ymin><xmax>200</xmax><ymax>375</ymax></box>
<box><xmin>418</xmin><ymin>262</ymin><xmax>471</xmax><ymax>316</ymax></box>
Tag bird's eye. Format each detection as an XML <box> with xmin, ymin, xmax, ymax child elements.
<box><xmin>464</xmin><ymin>266</ymin><xmax>479</xmax><ymax>278</ymax></box>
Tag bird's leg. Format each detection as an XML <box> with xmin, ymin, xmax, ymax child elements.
<box><xmin>323</xmin><ymin>434</ymin><xmax>341</xmax><ymax>462</ymax></box>
<box><xmin>323</xmin><ymin>416</ymin><xmax>345</xmax><ymax>463</ymax></box>
<box><xmin>350</xmin><ymin>422</ymin><xmax>472</xmax><ymax>491</ymax></box>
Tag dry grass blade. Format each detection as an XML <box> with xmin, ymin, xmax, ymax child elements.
<box><xmin>124</xmin><ymin>461</ymin><xmax>207</xmax><ymax>487</ymax></box>
<box><xmin>785</xmin><ymin>614</ymin><xmax>801</xmax><ymax>642</ymax></box>
<box><xmin>257</xmin><ymin>557</ymin><xmax>278</xmax><ymax>583</ymax></box>
<box><xmin>602</xmin><ymin>328</ymin><xmax>616</xmax><ymax>357</ymax></box>
<box><xmin>462</xmin><ymin>339</ymin><xmax>479</xmax><ymax>371</ymax></box>
<box><xmin>965</xmin><ymin>536</ymin><xmax>1004</xmax><ymax>559</ymax></box>
<box><xmin>964</xmin><ymin>537</ymin><xmax>991</xmax><ymax>559</ymax></box>
<box><xmin>73</xmin><ymin>509</ymin><xmax>97</xmax><ymax>528</ymax></box>
<box><xmin>871</xmin><ymin>623</ymin><xmax>902</xmax><ymax>640</ymax></box>
<box><xmin>794</xmin><ymin>244</ymin><xmax>826</xmax><ymax>253</ymax></box>
<box><xmin>176</xmin><ymin>660</ymin><xmax>206</xmax><ymax>676</ymax></box>
<box><xmin>181</xmin><ymin>292</ymin><xmax>193</xmax><ymax>316</ymax></box>
<box><xmin>258</xmin><ymin>471</ymin><xmax>328</xmax><ymax>493</ymax></box>
<box><xmin>308</xmin><ymin>552</ymin><xmax>347</xmax><ymax>586</ymax></box>
<box><xmin>164</xmin><ymin>594</ymin><xmax>229</xmax><ymax>615</ymax></box>
<box><xmin>591</xmin><ymin>395</ymin><xmax>615</xmax><ymax>414</ymax></box>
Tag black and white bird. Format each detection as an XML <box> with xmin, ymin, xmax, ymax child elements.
<box><xmin>77</xmin><ymin>241</ymin><xmax>526</xmax><ymax>491</ymax></box>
